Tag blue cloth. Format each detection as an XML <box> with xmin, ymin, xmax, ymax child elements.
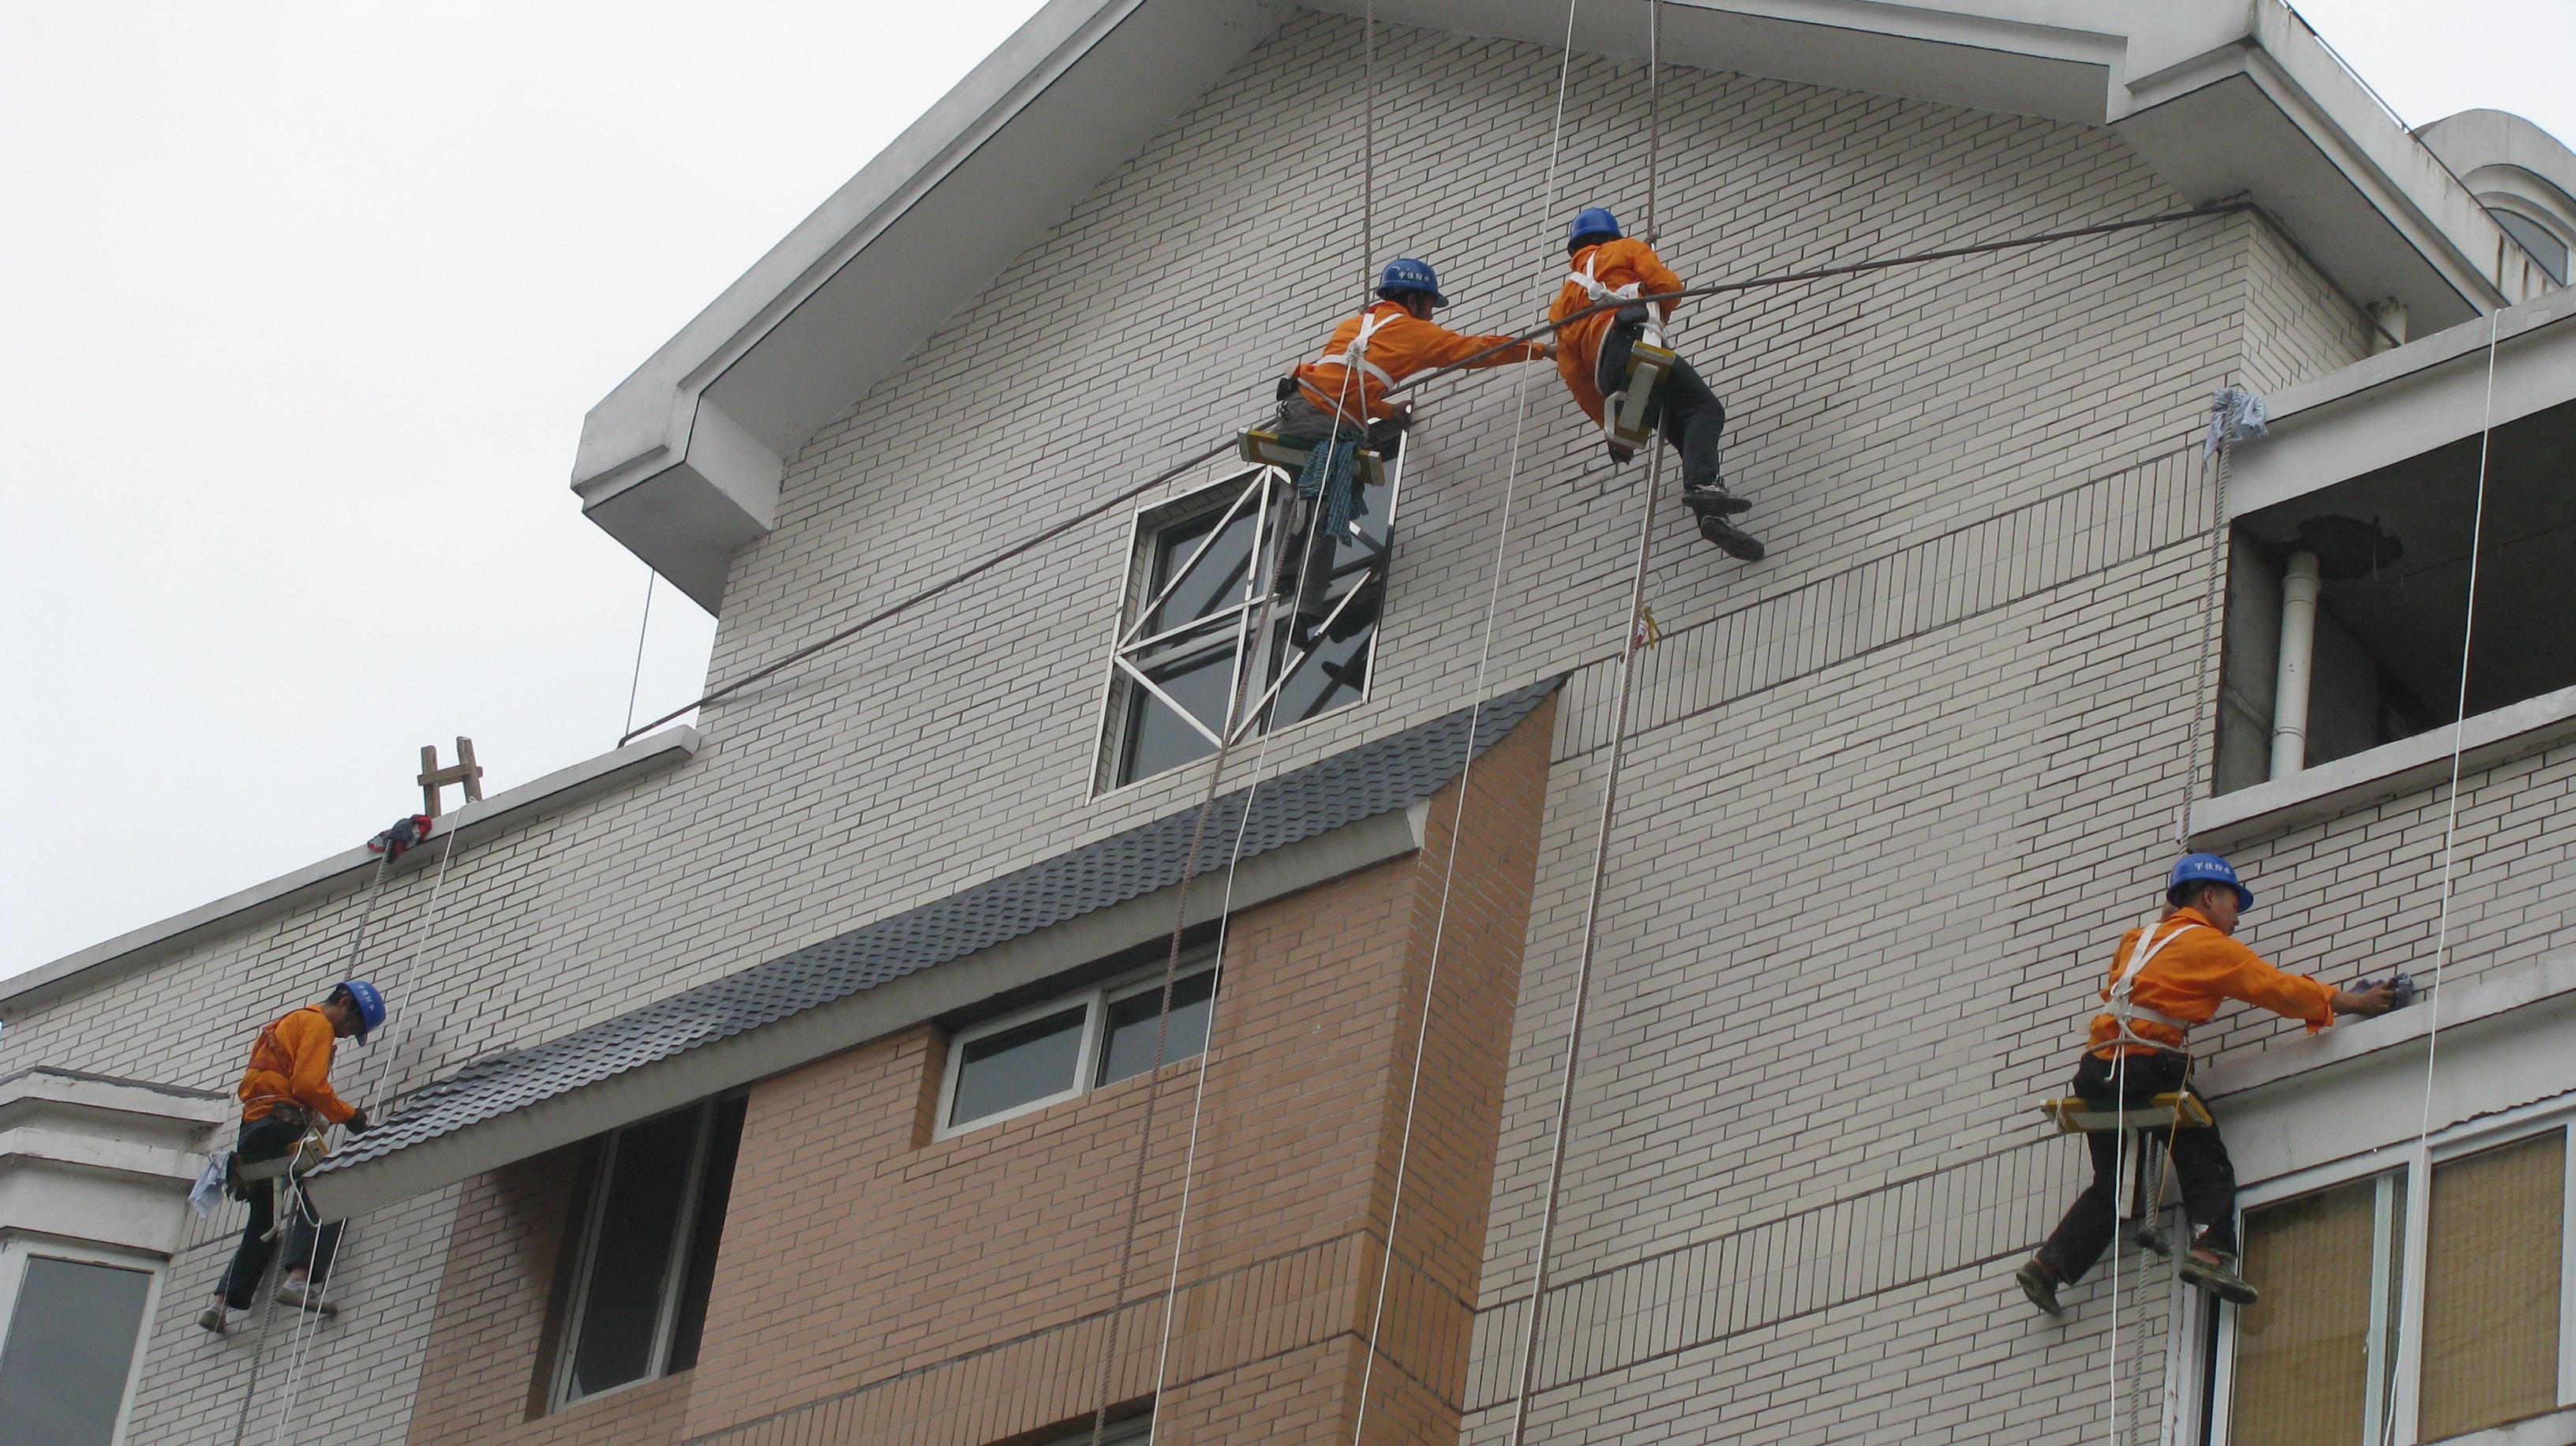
<box><xmin>1294</xmin><ymin>435</ymin><xmax>1362</xmax><ymax>544</ymax></box>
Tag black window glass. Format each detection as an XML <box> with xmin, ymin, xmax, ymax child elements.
<box><xmin>1145</xmin><ymin>504</ymin><xmax>1254</xmax><ymax>635</ymax></box>
<box><xmin>1096</xmin><ymin>971</ymin><xmax>1217</xmax><ymax>1088</ymax></box>
<box><xmin>1121</xmin><ymin>650</ymin><xmax>1231</xmax><ymax>782</ymax></box>
<box><xmin>565</xmin><ymin>1107</ymin><xmax>702</xmax><ymax>1400</ymax></box>
<box><xmin>950</xmin><ymin>1006</ymin><xmax>1088</xmax><ymax>1127</ymax></box>
<box><xmin>665</xmin><ymin>1096</ymin><xmax>747</xmax><ymax>1374</ymax></box>
<box><xmin>0</xmin><ymin>1256</ymin><xmax>151</xmax><ymax>1446</ymax></box>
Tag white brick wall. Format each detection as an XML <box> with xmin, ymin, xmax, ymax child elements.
<box><xmin>9</xmin><ymin>11</ymin><xmax>2481</xmax><ymax>1441</ymax></box>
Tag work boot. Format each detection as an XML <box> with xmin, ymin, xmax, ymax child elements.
<box><xmin>2015</xmin><ymin>1258</ymin><xmax>2064</xmax><ymax>1318</ymax></box>
<box><xmin>1698</xmin><ymin>515</ymin><xmax>1767</xmax><ymax>561</ymax></box>
<box><xmin>2177</xmin><ymin>1246</ymin><xmax>2258</xmax><ymax>1306</ymax></box>
<box><xmin>275</xmin><ymin>1283</ymin><xmax>339</xmax><ymax>1316</ymax></box>
<box><xmin>1681</xmin><ymin>480</ymin><xmax>1753</xmax><ymax>517</ymax></box>
<box><xmin>197</xmin><ymin>1304</ymin><xmax>230</xmax><ymax>1335</ymax></box>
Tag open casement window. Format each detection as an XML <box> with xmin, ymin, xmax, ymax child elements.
<box><xmin>1102</xmin><ymin>457</ymin><xmax>1398</xmax><ymax>789</ymax></box>
<box><xmin>2215</xmin><ymin>395</ymin><xmax>2576</xmax><ymax>795</ymax></box>
<box><xmin>2215</xmin><ymin>1114</ymin><xmax>2576</xmax><ymax>1444</ymax></box>
<box><xmin>552</xmin><ymin>1096</ymin><xmax>747</xmax><ymax>1409</ymax></box>
<box><xmin>0</xmin><ymin>1240</ymin><xmax>159</xmax><ymax>1446</ymax></box>
<box><xmin>937</xmin><ymin>952</ymin><xmax>1219</xmax><ymax>1137</ymax></box>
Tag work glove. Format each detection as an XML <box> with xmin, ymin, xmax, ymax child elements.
<box><xmin>344</xmin><ymin>1108</ymin><xmax>372</xmax><ymax>1136</ymax></box>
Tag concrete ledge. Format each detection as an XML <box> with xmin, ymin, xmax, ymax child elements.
<box><xmin>0</xmin><ymin>727</ymin><xmax>702</xmax><ymax>1014</ymax></box>
<box><xmin>2190</xmin><ymin>683</ymin><xmax>2576</xmax><ymax>851</ymax></box>
<box><xmin>0</xmin><ymin>1067</ymin><xmax>231</xmax><ymax>1257</ymax></box>
<box><xmin>2205</xmin><ymin>953</ymin><xmax>2576</xmax><ymax>1185</ymax></box>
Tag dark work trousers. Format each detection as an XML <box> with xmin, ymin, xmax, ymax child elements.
<box><xmin>217</xmin><ymin>1115</ymin><xmax>343</xmax><ymax>1309</ymax></box>
<box><xmin>2036</xmin><ymin>1051</ymin><xmax>2237</xmax><ymax>1283</ymax></box>
<box><xmin>1595</xmin><ymin>305</ymin><xmax>1724</xmax><ymax>493</ymax></box>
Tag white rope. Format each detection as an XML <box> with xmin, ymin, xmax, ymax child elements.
<box><xmin>2370</xmin><ymin>302</ymin><xmax>2504</xmax><ymax>1446</ymax></box>
<box><xmin>623</xmin><ymin>565</ymin><xmax>657</xmax><ymax>741</ymax></box>
<box><xmin>1344</xmin><ymin>2</ymin><xmax>1586</xmax><ymax>1434</ymax></box>
<box><xmin>1503</xmin><ymin>407</ymin><xmax>1672</xmax><ymax>1445</ymax></box>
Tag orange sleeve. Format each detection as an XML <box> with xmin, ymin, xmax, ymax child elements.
<box><xmin>279</xmin><ymin>1010</ymin><xmax>357</xmax><ymax>1123</ymax></box>
<box><xmin>1401</xmin><ymin>317</ymin><xmax>1545</xmax><ymax>371</ymax></box>
<box><xmin>2210</xmin><ymin>935</ymin><xmax>2338</xmax><ymax>1031</ymax></box>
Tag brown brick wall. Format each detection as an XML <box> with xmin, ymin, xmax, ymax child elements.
<box><xmin>406</xmin><ymin>696</ymin><xmax>1550</xmax><ymax>1444</ymax></box>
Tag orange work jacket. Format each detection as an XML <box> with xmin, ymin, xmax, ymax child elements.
<box><xmin>238</xmin><ymin>1005</ymin><xmax>358</xmax><ymax>1124</ymax></box>
<box><xmin>2087</xmin><ymin>905</ymin><xmax>2338</xmax><ymax>1059</ymax></box>
<box><xmin>1291</xmin><ymin>301</ymin><xmax>1544</xmax><ymax>425</ymax></box>
<box><xmin>1551</xmin><ymin>238</ymin><xmax>1688</xmax><ymax>425</ymax></box>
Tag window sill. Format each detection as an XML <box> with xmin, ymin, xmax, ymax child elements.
<box><xmin>2190</xmin><ymin>682</ymin><xmax>2576</xmax><ymax>852</ymax></box>
<box><xmin>2421</xmin><ymin>1402</ymin><xmax>2576</xmax><ymax>1446</ymax></box>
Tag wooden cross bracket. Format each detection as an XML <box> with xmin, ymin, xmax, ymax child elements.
<box><xmin>417</xmin><ymin>737</ymin><xmax>485</xmax><ymax>819</ymax></box>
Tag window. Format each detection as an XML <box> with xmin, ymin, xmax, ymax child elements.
<box><xmin>2215</xmin><ymin>1114</ymin><xmax>2576</xmax><ymax>1444</ymax></box>
<box><xmin>553</xmin><ymin>1096</ymin><xmax>746</xmax><ymax>1407</ymax></box>
<box><xmin>938</xmin><ymin>955</ymin><xmax>1218</xmax><ymax>1136</ymax></box>
<box><xmin>2215</xmin><ymin>396</ymin><xmax>2576</xmax><ymax>793</ymax></box>
<box><xmin>1101</xmin><ymin>458</ymin><xmax>1396</xmax><ymax>789</ymax></box>
<box><xmin>0</xmin><ymin>1244</ymin><xmax>155</xmax><ymax>1446</ymax></box>
<box><xmin>2492</xmin><ymin>208</ymin><xmax>2570</xmax><ymax>287</ymax></box>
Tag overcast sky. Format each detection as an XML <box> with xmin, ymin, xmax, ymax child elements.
<box><xmin>5</xmin><ymin>1</ymin><xmax>2571</xmax><ymax>980</ymax></box>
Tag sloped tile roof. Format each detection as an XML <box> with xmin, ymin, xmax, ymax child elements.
<box><xmin>320</xmin><ymin>679</ymin><xmax>1557</xmax><ymax>1175</ymax></box>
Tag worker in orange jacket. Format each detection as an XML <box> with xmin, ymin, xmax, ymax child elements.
<box><xmin>1277</xmin><ymin>257</ymin><xmax>1552</xmax><ymax>450</ymax></box>
<box><xmin>2016</xmin><ymin>857</ymin><xmax>2397</xmax><ymax>1317</ymax></box>
<box><xmin>199</xmin><ymin>980</ymin><xmax>386</xmax><ymax>1334</ymax></box>
<box><xmin>1550</xmin><ymin>207</ymin><xmax>1762</xmax><ymax>561</ymax></box>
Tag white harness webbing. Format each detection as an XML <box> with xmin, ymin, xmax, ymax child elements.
<box><xmin>2104</xmin><ymin>919</ymin><xmax>2198</xmax><ymax>1051</ymax></box>
<box><xmin>1309</xmin><ymin>308</ymin><xmax>1397</xmax><ymax>391</ymax></box>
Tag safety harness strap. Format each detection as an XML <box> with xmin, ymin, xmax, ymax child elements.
<box><xmin>2105</xmin><ymin>920</ymin><xmax>2198</xmax><ymax>1050</ymax></box>
<box><xmin>1309</xmin><ymin>309</ymin><xmax>1398</xmax><ymax>390</ymax></box>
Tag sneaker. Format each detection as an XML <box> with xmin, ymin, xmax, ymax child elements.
<box><xmin>1698</xmin><ymin>516</ymin><xmax>1768</xmax><ymax>561</ymax></box>
<box><xmin>197</xmin><ymin>1305</ymin><xmax>230</xmax><ymax>1335</ymax></box>
<box><xmin>1680</xmin><ymin>483</ymin><xmax>1754</xmax><ymax>517</ymax></box>
<box><xmin>275</xmin><ymin>1284</ymin><xmax>339</xmax><ymax>1317</ymax></box>
<box><xmin>2016</xmin><ymin>1259</ymin><xmax>2065</xmax><ymax>1318</ymax></box>
<box><xmin>2178</xmin><ymin>1248</ymin><xmax>2259</xmax><ymax>1306</ymax></box>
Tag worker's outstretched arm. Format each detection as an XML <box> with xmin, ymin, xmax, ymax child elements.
<box><xmin>279</xmin><ymin>1010</ymin><xmax>358</xmax><ymax>1124</ymax></box>
<box><xmin>1406</xmin><ymin>317</ymin><xmax>1549</xmax><ymax>370</ymax></box>
<box><xmin>2215</xmin><ymin>937</ymin><xmax>2383</xmax><ymax>1029</ymax></box>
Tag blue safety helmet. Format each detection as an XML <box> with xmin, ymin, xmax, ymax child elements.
<box><xmin>1567</xmin><ymin>206</ymin><xmax>1623</xmax><ymax>250</ymax></box>
<box><xmin>2166</xmin><ymin>853</ymin><xmax>2253</xmax><ymax>912</ymax></box>
<box><xmin>332</xmin><ymin>980</ymin><xmax>388</xmax><ymax>1043</ymax></box>
<box><xmin>1376</xmin><ymin>257</ymin><xmax>1449</xmax><ymax>308</ymax></box>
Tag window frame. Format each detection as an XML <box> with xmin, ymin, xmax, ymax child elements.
<box><xmin>934</xmin><ymin>951</ymin><xmax>1219</xmax><ymax>1141</ymax></box>
<box><xmin>2211</xmin><ymin>1096</ymin><xmax>2576</xmax><ymax>1444</ymax></box>
<box><xmin>549</xmin><ymin>1097</ymin><xmax>739</xmax><ymax>1412</ymax></box>
<box><xmin>1093</xmin><ymin>451</ymin><xmax>1402</xmax><ymax>795</ymax></box>
<box><xmin>0</xmin><ymin>1236</ymin><xmax>162</xmax><ymax>1446</ymax></box>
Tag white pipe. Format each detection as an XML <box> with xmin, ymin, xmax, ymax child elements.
<box><xmin>2271</xmin><ymin>550</ymin><xmax>2322</xmax><ymax>778</ymax></box>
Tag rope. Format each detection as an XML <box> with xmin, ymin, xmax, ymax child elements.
<box><xmin>1361</xmin><ymin>0</ymin><xmax>1376</xmax><ymax>311</ymax></box>
<box><xmin>1389</xmin><ymin>203</ymin><xmax>2263</xmax><ymax>395</ymax></box>
<box><xmin>1504</xmin><ymin>450</ymin><xmax>1672</xmax><ymax>1446</ymax></box>
<box><xmin>2176</xmin><ymin>428</ymin><xmax>2234</xmax><ymax>845</ymax></box>
<box><xmin>1095</xmin><ymin>149</ymin><xmax>1383</xmax><ymax>1443</ymax></box>
<box><xmin>2368</xmin><ymin>302</ymin><xmax>2504</xmax><ymax>1446</ymax></box>
<box><xmin>1643</xmin><ymin>0</ymin><xmax>1661</xmax><ymax>244</ymax></box>
<box><xmin>622</xmin><ymin>566</ymin><xmax>657</xmax><ymax>741</ymax></box>
<box><xmin>1346</xmin><ymin>1</ymin><xmax>1584</xmax><ymax>1434</ymax></box>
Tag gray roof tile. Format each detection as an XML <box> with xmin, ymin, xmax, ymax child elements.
<box><xmin>320</xmin><ymin>679</ymin><xmax>1558</xmax><ymax>1174</ymax></box>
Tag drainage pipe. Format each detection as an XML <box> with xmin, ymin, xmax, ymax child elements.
<box><xmin>2271</xmin><ymin>550</ymin><xmax>2322</xmax><ymax>778</ymax></box>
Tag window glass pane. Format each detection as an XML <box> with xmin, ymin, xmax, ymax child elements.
<box><xmin>566</xmin><ymin>1107</ymin><xmax>703</xmax><ymax>1401</ymax></box>
<box><xmin>2233</xmin><ymin>1174</ymin><xmax>2387</xmax><ymax>1446</ymax></box>
<box><xmin>1270</xmin><ymin>587</ymin><xmax>1378</xmax><ymax>727</ymax></box>
<box><xmin>1145</xmin><ymin>500</ymin><xmax>1255</xmax><ymax>635</ymax></box>
<box><xmin>1097</xmin><ymin>971</ymin><xmax>1216</xmax><ymax>1088</ymax></box>
<box><xmin>2493</xmin><ymin>208</ymin><xmax>2570</xmax><ymax>285</ymax></box>
<box><xmin>0</xmin><ymin>1255</ymin><xmax>151</xmax><ymax>1446</ymax></box>
<box><xmin>950</xmin><ymin>1006</ymin><xmax>1088</xmax><ymax>1127</ymax></box>
<box><xmin>665</xmin><ymin>1095</ymin><xmax>747</xmax><ymax>1375</ymax></box>
<box><xmin>1120</xmin><ymin>652</ymin><xmax>1230</xmax><ymax>783</ymax></box>
<box><xmin>2421</xmin><ymin>1130</ymin><xmax>2563</xmax><ymax>1439</ymax></box>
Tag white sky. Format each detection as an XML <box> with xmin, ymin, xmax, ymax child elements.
<box><xmin>4</xmin><ymin>1</ymin><xmax>2572</xmax><ymax>980</ymax></box>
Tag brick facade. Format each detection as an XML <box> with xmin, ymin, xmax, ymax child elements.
<box><xmin>11</xmin><ymin>9</ymin><xmax>2503</xmax><ymax>1443</ymax></box>
<box><xmin>399</xmin><ymin>697</ymin><xmax>1548</xmax><ymax>1444</ymax></box>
